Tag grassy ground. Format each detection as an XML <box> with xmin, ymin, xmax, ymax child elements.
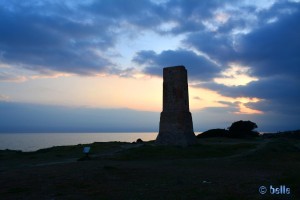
<box><xmin>0</xmin><ymin>138</ymin><xmax>299</xmax><ymax>199</ymax></box>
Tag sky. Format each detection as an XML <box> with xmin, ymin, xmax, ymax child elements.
<box><xmin>0</xmin><ymin>0</ymin><xmax>299</xmax><ymax>133</ymax></box>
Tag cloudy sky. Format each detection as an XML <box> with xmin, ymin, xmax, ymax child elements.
<box><xmin>0</xmin><ymin>0</ymin><xmax>299</xmax><ymax>133</ymax></box>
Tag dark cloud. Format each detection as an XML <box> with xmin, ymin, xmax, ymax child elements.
<box><xmin>256</xmin><ymin>1</ymin><xmax>300</xmax><ymax>25</ymax></box>
<box><xmin>237</xmin><ymin>3</ymin><xmax>300</xmax><ymax>78</ymax></box>
<box><xmin>163</xmin><ymin>0</ymin><xmax>242</xmax><ymax>34</ymax></box>
<box><xmin>0</xmin><ymin>1</ymin><xmax>117</xmax><ymax>75</ymax></box>
<box><xmin>86</xmin><ymin>0</ymin><xmax>167</xmax><ymax>30</ymax></box>
<box><xmin>183</xmin><ymin>1</ymin><xmax>300</xmax><ymax>77</ymax></box>
<box><xmin>246</xmin><ymin>99</ymin><xmax>300</xmax><ymax>117</ymax></box>
<box><xmin>2</xmin><ymin>0</ymin><xmax>298</xmax><ymax>77</ymax></box>
<box><xmin>181</xmin><ymin>1</ymin><xmax>300</xmax><ymax>118</ymax></box>
<box><xmin>184</xmin><ymin>32</ymin><xmax>237</xmax><ymax>64</ymax></box>
<box><xmin>133</xmin><ymin>49</ymin><xmax>220</xmax><ymax>80</ymax></box>
<box><xmin>202</xmin><ymin>77</ymin><xmax>299</xmax><ymax>99</ymax></box>
<box><xmin>182</xmin><ymin>4</ymin><xmax>257</xmax><ymax>64</ymax></box>
<box><xmin>1</xmin><ymin>0</ymin><xmax>300</xmax><ymax>122</ymax></box>
<box><xmin>87</xmin><ymin>0</ymin><xmax>235</xmax><ymax>34</ymax></box>
<box><xmin>1</xmin><ymin>0</ymin><xmax>210</xmax><ymax>75</ymax></box>
<box><xmin>238</xmin><ymin>3</ymin><xmax>300</xmax><ymax>116</ymax></box>
<box><xmin>0</xmin><ymin>0</ymin><xmax>261</xmax><ymax>77</ymax></box>
<box><xmin>201</xmin><ymin>76</ymin><xmax>300</xmax><ymax>115</ymax></box>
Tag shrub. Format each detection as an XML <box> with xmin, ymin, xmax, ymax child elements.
<box><xmin>228</xmin><ymin>120</ymin><xmax>259</xmax><ymax>138</ymax></box>
<box><xmin>197</xmin><ymin>129</ymin><xmax>229</xmax><ymax>138</ymax></box>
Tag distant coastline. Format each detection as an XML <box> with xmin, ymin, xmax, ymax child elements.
<box><xmin>0</xmin><ymin>132</ymin><xmax>160</xmax><ymax>152</ymax></box>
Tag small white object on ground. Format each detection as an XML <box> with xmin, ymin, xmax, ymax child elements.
<box><xmin>83</xmin><ymin>146</ymin><xmax>91</xmax><ymax>154</ymax></box>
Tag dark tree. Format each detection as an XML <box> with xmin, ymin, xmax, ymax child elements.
<box><xmin>228</xmin><ymin>120</ymin><xmax>259</xmax><ymax>137</ymax></box>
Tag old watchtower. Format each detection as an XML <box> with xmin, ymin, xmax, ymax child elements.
<box><xmin>156</xmin><ymin>66</ymin><xmax>196</xmax><ymax>146</ymax></box>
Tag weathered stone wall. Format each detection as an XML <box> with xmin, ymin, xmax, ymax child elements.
<box><xmin>156</xmin><ymin>66</ymin><xmax>196</xmax><ymax>146</ymax></box>
<box><xmin>163</xmin><ymin>66</ymin><xmax>189</xmax><ymax>112</ymax></box>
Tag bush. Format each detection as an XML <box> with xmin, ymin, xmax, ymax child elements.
<box><xmin>197</xmin><ymin>129</ymin><xmax>229</xmax><ymax>138</ymax></box>
<box><xmin>228</xmin><ymin>120</ymin><xmax>259</xmax><ymax>138</ymax></box>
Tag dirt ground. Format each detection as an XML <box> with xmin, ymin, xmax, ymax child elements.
<box><xmin>0</xmin><ymin>138</ymin><xmax>299</xmax><ymax>199</ymax></box>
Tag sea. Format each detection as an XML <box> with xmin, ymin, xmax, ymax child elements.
<box><xmin>0</xmin><ymin>132</ymin><xmax>159</xmax><ymax>152</ymax></box>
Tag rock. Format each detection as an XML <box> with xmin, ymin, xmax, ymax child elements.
<box><xmin>136</xmin><ymin>138</ymin><xmax>144</xmax><ymax>143</ymax></box>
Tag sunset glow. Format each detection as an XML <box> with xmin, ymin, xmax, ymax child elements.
<box><xmin>0</xmin><ymin>0</ymin><xmax>299</xmax><ymax>132</ymax></box>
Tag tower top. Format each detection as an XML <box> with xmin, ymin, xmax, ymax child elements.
<box><xmin>163</xmin><ymin>66</ymin><xmax>187</xmax><ymax>83</ymax></box>
<box><xmin>164</xmin><ymin>65</ymin><xmax>185</xmax><ymax>70</ymax></box>
<box><xmin>163</xmin><ymin>66</ymin><xmax>186</xmax><ymax>74</ymax></box>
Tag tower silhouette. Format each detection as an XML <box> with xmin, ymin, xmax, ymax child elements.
<box><xmin>156</xmin><ymin>66</ymin><xmax>196</xmax><ymax>146</ymax></box>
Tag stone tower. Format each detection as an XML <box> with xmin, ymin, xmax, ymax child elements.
<box><xmin>156</xmin><ymin>66</ymin><xmax>196</xmax><ymax>146</ymax></box>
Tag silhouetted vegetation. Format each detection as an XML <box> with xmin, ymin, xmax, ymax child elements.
<box><xmin>228</xmin><ymin>120</ymin><xmax>259</xmax><ymax>138</ymax></box>
<box><xmin>136</xmin><ymin>138</ymin><xmax>144</xmax><ymax>143</ymax></box>
<box><xmin>196</xmin><ymin>129</ymin><xmax>229</xmax><ymax>138</ymax></box>
<box><xmin>227</xmin><ymin>121</ymin><xmax>299</xmax><ymax>139</ymax></box>
<box><xmin>197</xmin><ymin>120</ymin><xmax>260</xmax><ymax>138</ymax></box>
<box><xmin>197</xmin><ymin>118</ymin><xmax>300</xmax><ymax>140</ymax></box>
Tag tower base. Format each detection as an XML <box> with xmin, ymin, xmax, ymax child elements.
<box><xmin>156</xmin><ymin>111</ymin><xmax>196</xmax><ymax>146</ymax></box>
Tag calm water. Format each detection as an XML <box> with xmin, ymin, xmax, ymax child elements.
<box><xmin>0</xmin><ymin>132</ymin><xmax>158</xmax><ymax>152</ymax></box>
